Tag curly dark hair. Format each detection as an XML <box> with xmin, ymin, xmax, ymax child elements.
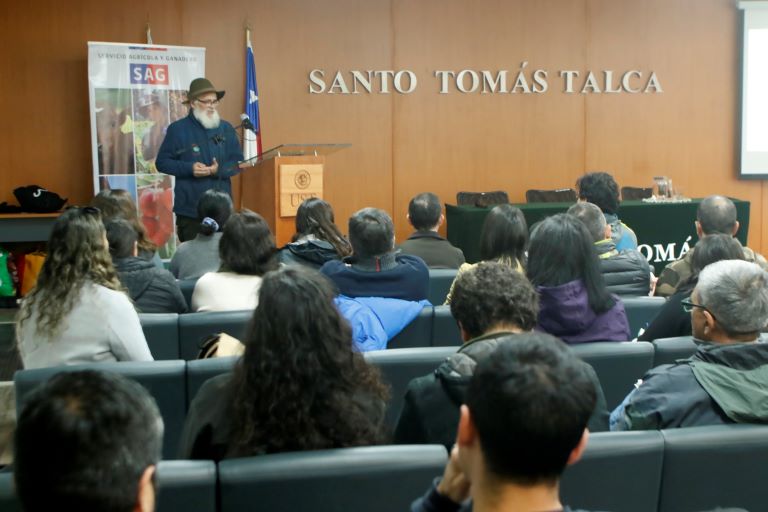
<box><xmin>450</xmin><ymin>261</ymin><xmax>539</xmax><ymax>339</ymax></box>
<box><xmin>575</xmin><ymin>172</ymin><xmax>620</xmax><ymax>215</ymax></box>
<box><xmin>226</xmin><ymin>266</ymin><xmax>388</xmax><ymax>457</ymax></box>
<box><xmin>293</xmin><ymin>198</ymin><xmax>352</xmax><ymax>257</ymax></box>
<box><xmin>219</xmin><ymin>210</ymin><xmax>278</xmax><ymax>275</ymax></box>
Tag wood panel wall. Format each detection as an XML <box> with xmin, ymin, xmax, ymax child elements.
<box><xmin>1</xmin><ymin>0</ymin><xmax>765</xmax><ymax>254</ymax></box>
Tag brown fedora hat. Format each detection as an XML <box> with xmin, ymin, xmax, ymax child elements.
<box><xmin>185</xmin><ymin>77</ymin><xmax>226</xmax><ymax>104</ymax></box>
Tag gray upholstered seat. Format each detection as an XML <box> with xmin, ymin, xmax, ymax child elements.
<box><xmin>140</xmin><ymin>313</ymin><xmax>181</xmax><ymax>360</ymax></box>
<box><xmin>218</xmin><ymin>444</ymin><xmax>448</xmax><ymax>512</ymax></box>
<box><xmin>622</xmin><ymin>296</ymin><xmax>666</xmax><ymax>338</ymax></box>
<box><xmin>388</xmin><ymin>306</ymin><xmax>433</xmax><ymax>349</ymax></box>
<box><xmin>651</xmin><ymin>336</ymin><xmax>697</xmax><ymax>367</ymax></box>
<box><xmin>431</xmin><ymin>305</ymin><xmax>463</xmax><ymax>347</ymax></box>
<box><xmin>185</xmin><ymin>356</ymin><xmax>239</xmax><ymax>408</ymax></box>
<box><xmin>178</xmin><ymin>311</ymin><xmax>252</xmax><ymax>360</ymax></box>
<box><xmin>177</xmin><ymin>279</ymin><xmax>198</xmax><ymax>309</ymax></box>
<box><xmin>427</xmin><ymin>268</ymin><xmax>458</xmax><ymax>305</ymax></box>
<box><xmin>155</xmin><ymin>460</ymin><xmax>217</xmax><ymax>512</ymax></box>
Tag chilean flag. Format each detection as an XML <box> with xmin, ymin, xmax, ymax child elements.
<box><xmin>244</xmin><ymin>29</ymin><xmax>262</xmax><ymax>159</ymax></box>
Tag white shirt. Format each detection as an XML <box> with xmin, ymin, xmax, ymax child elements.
<box><xmin>191</xmin><ymin>271</ymin><xmax>262</xmax><ymax>312</ymax></box>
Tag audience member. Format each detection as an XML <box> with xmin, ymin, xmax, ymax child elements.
<box><xmin>576</xmin><ymin>171</ymin><xmax>637</xmax><ymax>251</ymax></box>
<box><xmin>395</xmin><ymin>262</ymin><xmax>608</xmax><ymax>448</ymax></box>
<box><xmin>411</xmin><ymin>334</ymin><xmax>597</xmax><ymax>512</ymax></box>
<box><xmin>444</xmin><ymin>203</ymin><xmax>527</xmax><ymax>304</ymax></box>
<box><xmin>280</xmin><ymin>197</ymin><xmax>352</xmax><ymax>269</ymax></box>
<box><xmin>655</xmin><ymin>195</ymin><xmax>768</xmax><ymax>297</ymax></box>
<box><xmin>399</xmin><ymin>192</ymin><xmax>465</xmax><ymax>269</ymax></box>
<box><xmin>91</xmin><ymin>188</ymin><xmax>161</xmax><ymax>267</ymax></box>
<box><xmin>169</xmin><ymin>189</ymin><xmax>233</xmax><ymax>280</ymax></box>
<box><xmin>180</xmin><ymin>266</ymin><xmax>388</xmax><ymax>460</ymax></box>
<box><xmin>568</xmin><ymin>201</ymin><xmax>651</xmax><ymax>296</ymax></box>
<box><xmin>191</xmin><ymin>210</ymin><xmax>278</xmax><ymax>312</ymax></box>
<box><xmin>611</xmin><ymin>260</ymin><xmax>768</xmax><ymax>430</ymax></box>
<box><xmin>14</xmin><ymin>370</ymin><xmax>163</xmax><ymax>512</ymax></box>
<box><xmin>639</xmin><ymin>235</ymin><xmax>744</xmax><ymax>341</ymax></box>
<box><xmin>528</xmin><ymin>214</ymin><xmax>630</xmax><ymax>343</ymax></box>
<box><xmin>106</xmin><ymin>219</ymin><xmax>188</xmax><ymax>313</ymax></box>
<box><xmin>16</xmin><ymin>207</ymin><xmax>152</xmax><ymax>367</ymax></box>
<box><xmin>320</xmin><ymin>207</ymin><xmax>429</xmax><ymax>301</ymax></box>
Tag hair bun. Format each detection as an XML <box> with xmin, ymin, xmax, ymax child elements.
<box><xmin>201</xmin><ymin>217</ymin><xmax>219</xmax><ymax>232</ymax></box>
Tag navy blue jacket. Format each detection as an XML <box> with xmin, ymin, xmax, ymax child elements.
<box><xmin>156</xmin><ymin>112</ymin><xmax>244</xmax><ymax>218</ymax></box>
<box><xmin>320</xmin><ymin>254</ymin><xmax>430</xmax><ymax>302</ymax></box>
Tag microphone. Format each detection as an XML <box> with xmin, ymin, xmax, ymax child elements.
<box><xmin>240</xmin><ymin>113</ymin><xmax>256</xmax><ymax>132</ymax></box>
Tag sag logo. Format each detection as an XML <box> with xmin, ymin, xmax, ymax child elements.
<box><xmin>130</xmin><ymin>64</ymin><xmax>169</xmax><ymax>85</ymax></box>
<box><xmin>294</xmin><ymin>170</ymin><xmax>311</xmax><ymax>189</ymax></box>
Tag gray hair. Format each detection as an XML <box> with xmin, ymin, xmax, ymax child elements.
<box><xmin>696</xmin><ymin>260</ymin><xmax>768</xmax><ymax>335</ymax></box>
<box><xmin>567</xmin><ymin>202</ymin><xmax>607</xmax><ymax>243</ymax></box>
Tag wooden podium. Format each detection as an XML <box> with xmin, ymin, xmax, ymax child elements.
<box><xmin>239</xmin><ymin>144</ymin><xmax>350</xmax><ymax>247</ymax></box>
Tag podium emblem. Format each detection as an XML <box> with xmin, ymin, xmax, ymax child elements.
<box><xmin>294</xmin><ymin>169</ymin><xmax>311</xmax><ymax>189</ymax></box>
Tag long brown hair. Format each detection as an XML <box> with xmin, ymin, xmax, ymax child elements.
<box><xmin>292</xmin><ymin>198</ymin><xmax>352</xmax><ymax>257</ymax></box>
<box><xmin>91</xmin><ymin>189</ymin><xmax>156</xmax><ymax>255</ymax></box>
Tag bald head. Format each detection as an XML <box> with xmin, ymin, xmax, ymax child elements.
<box><xmin>697</xmin><ymin>195</ymin><xmax>738</xmax><ymax>236</ymax></box>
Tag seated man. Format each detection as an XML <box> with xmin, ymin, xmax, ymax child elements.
<box><xmin>576</xmin><ymin>171</ymin><xmax>637</xmax><ymax>251</ymax></box>
<box><xmin>106</xmin><ymin>219</ymin><xmax>188</xmax><ymax>313</ymax></box>
<box><xmin>412</xmin><ymin>333</ymin><xmax>597</xmax><ymax>512</ymax></box>
<box><xmin>611</xmin><ymin>260</ymin><xmax>768</xmax><ymax>430</ymax></box>
<box><xmin>399</xmin><ymin>192</ymin><xmax>465</xmax><ymax>269</ymax></box>
<box><xmin>320</xmin><ymin>207</ymin><xmax>429</xmax><ymax>301</ymax></box>
<box><xmin>655</xmin><ymin>194</ymin><xmax>768</xmax><ymax>297</ymax></box>
<box><xmin>14</xmin><ymin>370</ymin><xmax>164</xmax><ymax>512</ymax></box>
<box><xmin>394</xmin><ymin>262</ymin><xmax>608</xmax><ymax>448</ymax></box>
<box><xmin>568</xmin><ymin>201</ymin><xmax>651</xmax><ymax>296</ymax></box>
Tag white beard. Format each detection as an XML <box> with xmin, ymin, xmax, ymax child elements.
<box><xmin>193</xmin><ymin>108</ymin><xmax>221</xmax><ymax>129</ymax></box>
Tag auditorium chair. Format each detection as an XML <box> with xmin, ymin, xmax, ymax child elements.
<box><xmin>388</xmin><ymin>306</ymin><xmax>433</xmax><ymax>349</ymax></box>
<box><xmin>621</xmin><ymin>186</ymin><xmax>654</xmax><ymax>200</ymax></box>
<box><xmin>524</xmin><ymin>188</ymin><xmax>577</xmax><ymax>203</ymax></box>
<box><xmin>186</xmin><ymin>356</ymin><xmax>239</xmax><ymax>408</ymax></box>
<box><xmin>658</xmin><ymin>424</ymin><xmax>768</xmax><ymax>512</ymax></box>
<box><xmin>431</xmin><ymin>305</ymin><xmax>463</xmax><ymax>346</ymax></box>
<box><xmin>155</xmin><ymin>460</ymin><xmax>217</xmax><ymax>512</ymax></box>
<box><xmin>561</xmin><ymin>430</ymin><xmax>664</xmax><ymax>512</ymax></box>
<box><xmin>456</xmin><ymin>190</ymin><xmax>509</xmax><ymax>207</ymax></box>
<box><xmin>621</xmin><ymin>296</ymin><xmax>665</xmax><ymax>338</ymax></box>
<box><xmin>178</xmin><ymin>310</ymin><xmax>252</xmax><ymax>360</ymax></box>
<box><xmin>0</xmin><ymin>472</ymin><xmax>20</xmax><ymax>512</ymax></box>
<box><xmin>427</xmin><ymin>268</ymin><xmax>458</xmax><ymax>305</ymax></box>
<box><xmin>140</xmin><ymin>313</ymin><xmax>181</xmax><ymax>360</ymax></box>
<box><xmin>572</xmin><ymin>341</ymin><xmax>654</xmax><ymax>410</ymax></box>
<box><xmin>178</xmin><ymin>278</ymin><xmax>198</xmax><ymax>308</ymax></box>
<box><xmin>14</xmin><ymin>361</ymin><xmax>186</xmax><ymax>459</ymax></box>
<box><xmin>364</xmin><ymin>347</ymin><xmax>459</xmax><ymax>428</ymax></box>
<box><xmin>218</xmin><ymin>444</ymin><xmax>448</xmax><ymax>512</ymax></box>
<box><xmin>651</xmin><ymin>336</ymin><xmax>698</xmax><ymax>367</ymax></box>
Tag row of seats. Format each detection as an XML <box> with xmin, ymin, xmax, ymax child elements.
<box><xmin>2</xmin><ymin>424</ymin><xmax>766</xmax><ymax>512</ymax></box>
<box><xmin>12</xmin><ymin>338</ymin><xmax>699</xmax><ymax>459</ymax></box>
<box><xmin>137</xmin><ymin>295</ymin><xmax>666</xmax><ymax>361</ymax></box>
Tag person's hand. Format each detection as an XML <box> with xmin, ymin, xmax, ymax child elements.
<box><xmin>209</xmin><ymin>158</ymin><xmax>219</xmax><ymax>176</ymax></box>
<box><xmin>192</xmin><ymin>162</ymin><xmax>210</xmax><ymax>178</ymax></box>
<box><xmin>436</xmin><ymin>445</ymin><xmax>470</xmax><ymax>504</ymax></box>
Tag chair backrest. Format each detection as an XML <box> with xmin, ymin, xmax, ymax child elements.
<box><xmin>572</xmin><ymin>341</ymin><xmax>654</xmax><ymax>410</ymax></box>
<box><xmin>561</xmin><ymin>430</ymin><xmax>664</xmax><ymax>512</ymax></box>
<box><xmin>219</xmin><ymin>444</ymin><xmax>447</xmax><ymax>512</ymax></box>
<box><xmin>427</xmin><ymin>269</ymin><xmax>457</xmax><ymax>305</ymax></box>
<box><xmin>186</xmin><ymin>356</ymin><xmax>239</xmax><ymax>408</ymax></box>
<box><xmin>525</xmin><ymin>188</ymin><xmax>577</xmax><ymax>203</ymax></box>
<box><xmin>388</xmin><ymin>306</ymin><xmax>433</xmax><ymax>349</ymax></box>
<box><xmin>652</xmin><ymin>336</ymin><xmax>697</xmax><ymax>367</ymax></box>
<box><xmin>178</xmin><ymin>311</ymin><xmax>252</xmax><ymax>360</ymax></box>
<box><xmin>364</xmin><ymin>347</ymin><xmax>458</xmax><ymax>429</ymax></box>
<box><xmin>178</xmin><ymin>279</ymin><xmax>198</xmax><ymax>308</ymax></box>
<box><xmin>0</xmin><ymin>472</ymin><xmax>21</xmax><ymax>512</ymax></box>
<box><xmin>431</xmin><ymin>305</ymin><xmax>463</xmax><ymax>347</ymax></box>
<box><xmin>622</xmin><ymin>296</ymin><xmax>666</xmax><ymax>338</ymax></box>
<box><xmin>621</xmin><ymin>186</ymin><xmax>653</xmax><ymax>200</ymax></box>
<box><xmin>456</xmin><ymin>191</ymin><xmax>509</xmax><ymax>207</ymax></box>
<box><xmin>14</xmin><ymin>360</ymin><xmax>187</xmax><ymax>459</ymax></box>
<box><xmin>155</xmin><ymin>460</ymin><xmax>217</xmax><ymax>512</ymax></box>
<box><xmin>658</xmin><ymin>424</ymin><xmax>768</xmax><ymax>512</ymax></box>
<box><xmin>140</xmin><ymin>313</ymin><xmax>181</xmax><ymax>360</ymax></box>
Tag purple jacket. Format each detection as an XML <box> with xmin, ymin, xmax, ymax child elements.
<box><xmin>536</xmin><ymin>279</ymin><xmax>630</xmax><ymax>344</ymax></box>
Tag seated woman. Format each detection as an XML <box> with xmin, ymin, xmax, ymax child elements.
<box><xmin>639</xmin><ymin>234</ymin><xmax>745</xmax><ymax>341</ymax></box>
<box><xmin>280</xmin><ymin>198</ymin><xmax>352</xmax><ymax>269</ymax></box>
<box><xmin>16</xmin><ymin>207</ymin><xmax>153</xmax><ymax>367</ymax></box>
<box><xmin>170</xmin><ymin>190</ymin><xmax>233</xmax><ymax>280</ymax></box>
<box><xmin>445</xmin><ymin>203</ymin><xmax>527</xmax><ymax>304</ymax></box>
<box><xmin>91</xmin><ymin>189</ymin><xmax>160</xmax><ymax>266</ymax></box>
<box><xmin>191</xmin><ymin>210</ymin><xmax>278</xmax><ymax>312</ymax></box>
<box><xmin>180</xmin><ymin>266</ymin><xmax>388</xmax><ymax>460</ymax></box>
<box><xmin>527</xmin><ymin>213</ymin><xmax>630</xmax><ymax>343</ymax></box>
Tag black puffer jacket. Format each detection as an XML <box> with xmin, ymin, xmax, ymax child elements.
<box><xmin>279</xmin><ymin>238</ymin><xmax>341</xmax><ymax>270</ymax></box>
<box><xmin>595</xmin><ymin>239</ymin><xmax>651</xmax><ymax>296</ymax></box>
<box><xmin>393</xmin><ymin>332</ymin><xmax>609</xmax><ymax>449</ymax></box>
<box><xmin>114</xmin><ymin>257</ymin><xmax>188</xmax><ymax>314</ymax></box>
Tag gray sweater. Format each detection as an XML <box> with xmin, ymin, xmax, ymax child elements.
<box><xmin>169</xmin><ymin>232</ymin><xmax>223</xmax><ymax>280</ymax></box>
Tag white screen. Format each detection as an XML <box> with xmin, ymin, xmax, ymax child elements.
<box><xmin>740</xmin><ymin>3</ymin><xmax>768</xmax><ymax>176</ymax></box>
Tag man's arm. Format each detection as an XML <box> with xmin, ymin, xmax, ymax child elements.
<box><xmin>156</xmin><ymin>123</ymin><xmax>195</xmax><ymax>178</ymax></box>
<box><xmin>212</xmin><ymin>123</ymin><xmax>245</xmax><ymax>179</ymax></box>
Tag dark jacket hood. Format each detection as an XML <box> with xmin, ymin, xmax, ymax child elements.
<box><xmin>281</xmin><ymin>238</ymin><xmax>340</xmax><ymax>267</ymax></box>
<box><xmin>114</xmin><ymin>256</ymin><xmax>156</xmax><ymax>297</ymax></box>
<box><xmin>537</xmin><ymin>279</ymin><xmax>598</xmax><ymax>335</ymax></box>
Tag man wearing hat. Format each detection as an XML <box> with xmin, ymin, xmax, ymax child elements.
<box><xmin>157</xmin><ymin>78</ymin><xmax>244</xmax><ymax>242</ymax></box>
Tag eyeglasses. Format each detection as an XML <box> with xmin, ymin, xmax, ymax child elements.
<box><xmin>195</xmin><ymin>98</ymin><xmax>220</xmax><ymax>107</ymax></box>
<box><xmin>681</xmin><ymin>297</ymin><xmax>714</xmax><ymax>318</ymax></box>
